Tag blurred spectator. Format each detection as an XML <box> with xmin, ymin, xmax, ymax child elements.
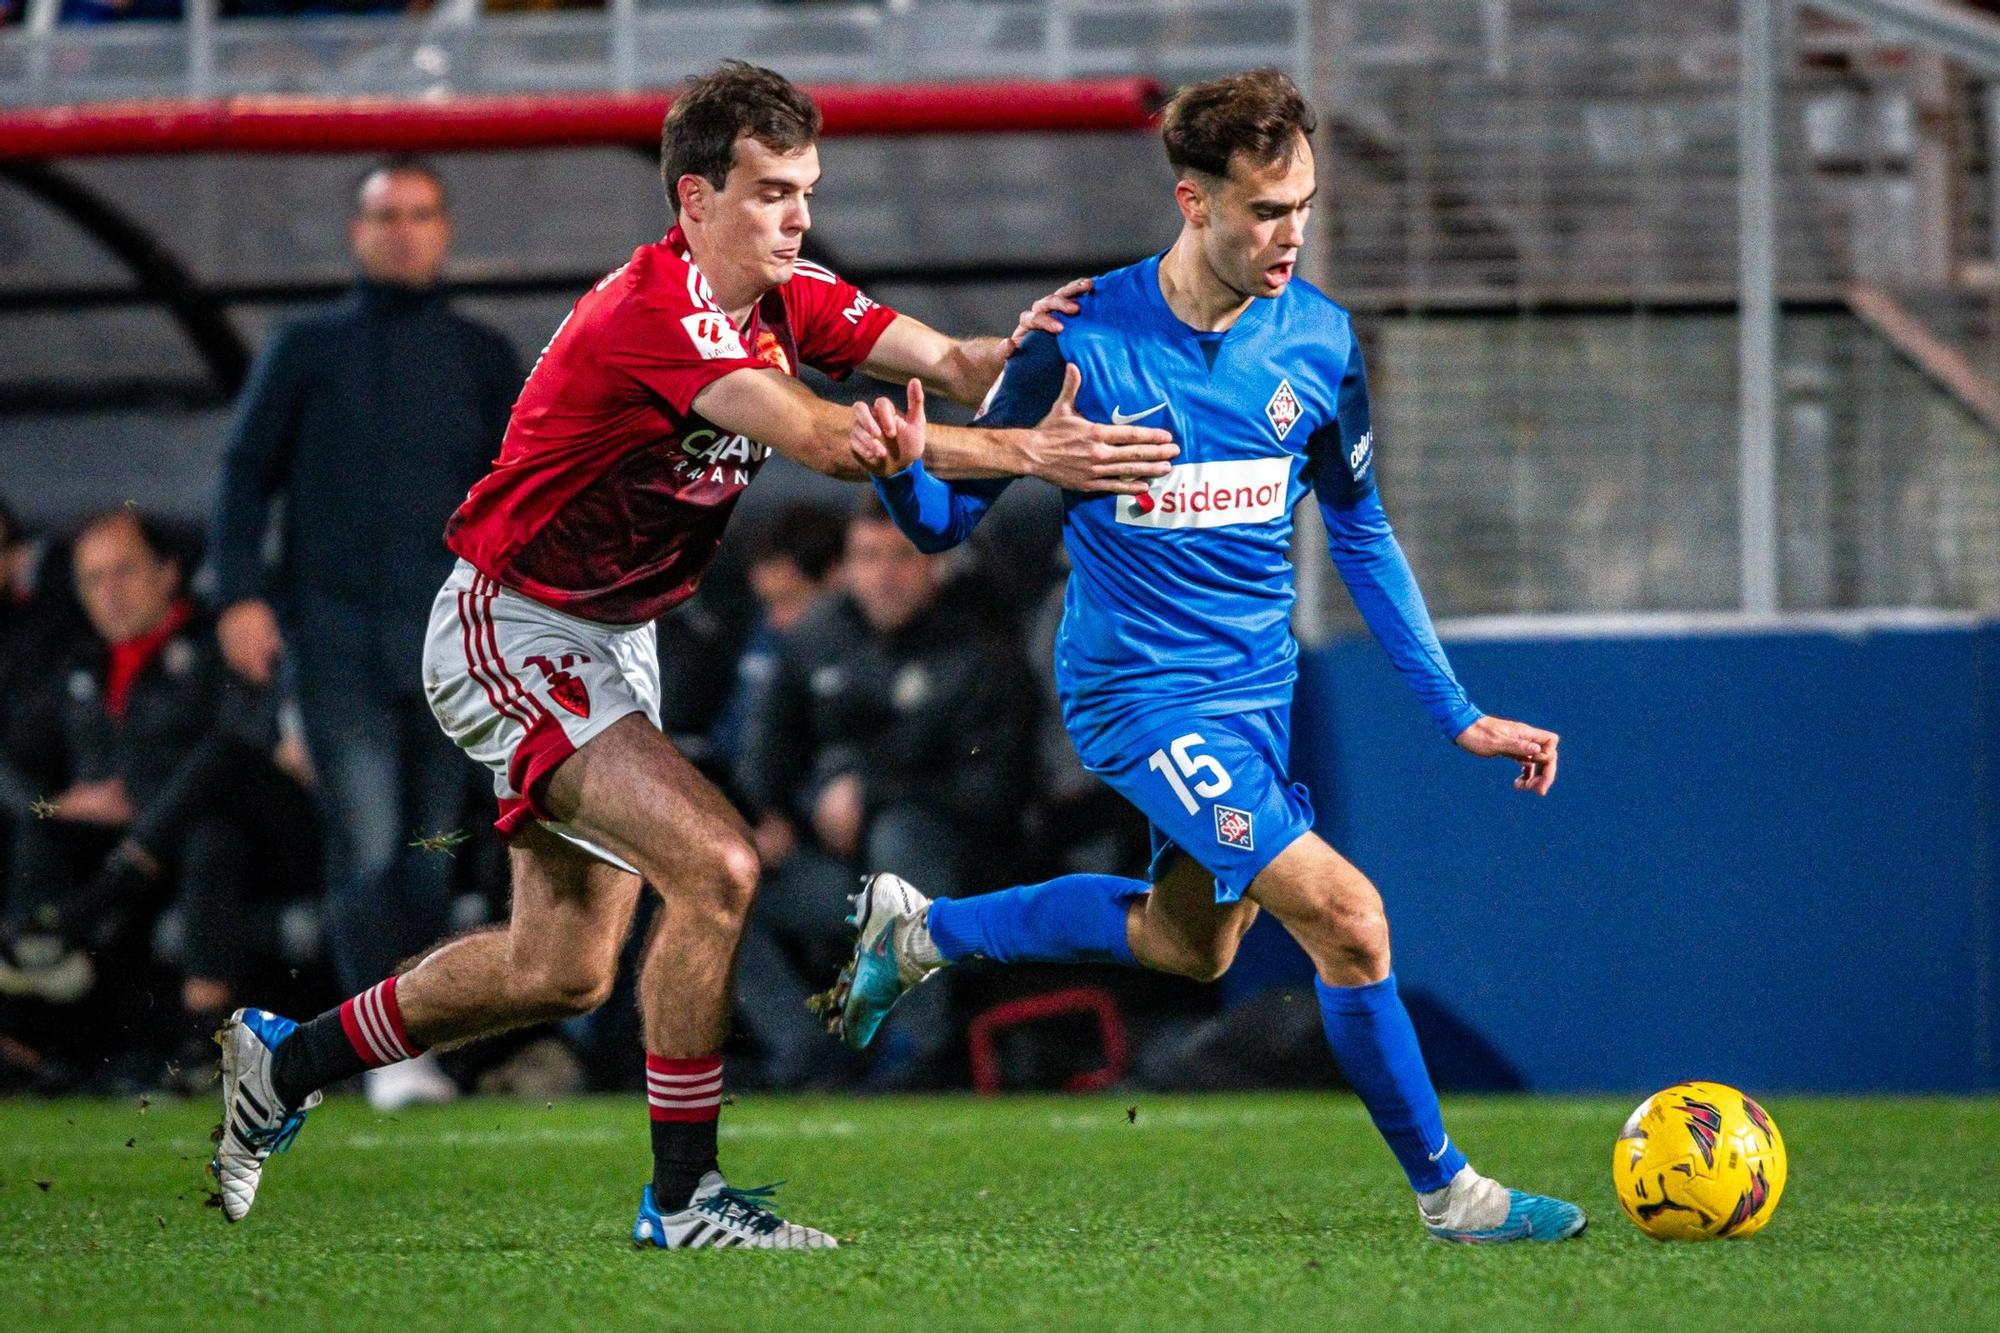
<box><xmin>0</xmin><ymin>510</ymin><xmax>315</xmax><ymax>1082</ymax></box>
<box><xmin>736</xmin><ymin>492</ymin><xmax>1039</xmax><ymax>1085</ymax></box>
<box><xmin>709</xmin><ymin>502</ymin><xmax>847</xmax><ymax>777</ymax></box>
<box><xmin>209</xmin><ymin>156</ymin><xmax>522</xmax><ymax>1110</ymax></box>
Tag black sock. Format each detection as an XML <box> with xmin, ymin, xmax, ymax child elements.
<box><xmin>650</xmin><ymin>1117</ymin><xmax>720</xmax><ymax>1210</ymax></box>
<box><xmin>267</xmin><ymin>977</ymin><xmax>416</xmax><ymax>1110</ymax></box>
<box><xmin>646</xmin><ymin>1053</ymin><xmax>723</xmax><ymax>1209</ymax></box>
<box><xmin>270</xmin><ymin>1008</ymin><xmax>369</xmax><ymax>1110</ymax></box>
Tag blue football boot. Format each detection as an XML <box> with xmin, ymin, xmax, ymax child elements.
<box><xmin>1420</xmin><ymin>1166</ymin><xmax>1587</xmax><ymax>1243</ymax></box>
<box><xmin>817</xmin><ymin>874</ymin><xmax>941</xmax><ymax>1051</ymax></box>
<box><xmin>210</xmin><ymin>1008</ymin><xmax>321</xmax><ymax>1223</ymax></box>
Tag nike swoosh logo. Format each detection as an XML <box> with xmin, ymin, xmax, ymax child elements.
<box><xmin>1111</xmin><ymin>402</ymin><xmax>1167</xmax><ymax>425</ymax></box>
<box><xmin>1427</xmin><ymin>1135</ymin><xmax>1452</xmax><ymax>1163</ymax></box>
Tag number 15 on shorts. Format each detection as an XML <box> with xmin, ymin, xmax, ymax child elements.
<box><xmin>1147</xmin><ymin>733</ymin><xmax>1232</xmax><ymax>816</ymax></box>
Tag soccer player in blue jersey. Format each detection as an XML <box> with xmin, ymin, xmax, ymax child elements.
<box><xmin>823</xmin><ymin>69</ymin><xmax>1585</xmax><ymax>1243</ymax></box>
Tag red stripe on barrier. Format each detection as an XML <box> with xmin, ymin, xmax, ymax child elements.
<box><xmin>0</xmin><ymin>79</ymin><xmax>1161</xmax><ymax>161</ymax></box>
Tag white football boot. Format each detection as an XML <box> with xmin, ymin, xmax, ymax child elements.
<box><xmin>632</xmin><ymin>1172</ymin><xmax>840</xmax><ymax>1249</ymax></box>
<box><xmin>820</xmin><ymin>873</ymin><xmax>944</xmax><ymax>1050</ymax></box>
<box><xmin>210</xmin><ymin>1008</ymin><xmax>322</xmax><ymax>1223</ymax></box>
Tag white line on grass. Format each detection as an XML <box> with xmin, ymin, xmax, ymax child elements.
<box><xmin>2</xmin><ymin>1097</ymin><xmax>1614</xmax><ymax>1159</ymax></box>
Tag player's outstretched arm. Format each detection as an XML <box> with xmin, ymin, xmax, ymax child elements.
<box><xmin>928</xmin><ymin>361</ymin><xmax>1175</xmax><ymax>492</ymax></box>
<box><xmin>693</xmin><ymin>362</ymin><xmax>1175</xmax><ymax>493</ymax></box>
<box><xmin>861</xmin><ymin>280</ymin><xmax>1092</xmax><ymax>406</ymax></box>
<box><xmin>693</xmin><ymin>367</ymin><xmax>877</xmax><ymax>481</ymax></box>
<box><xmin>848</xmin><ymin>378</ymin><xmax>1000</xmax><ymax>553</ymax></box>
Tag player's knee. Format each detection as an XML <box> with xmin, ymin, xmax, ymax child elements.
<box><xmin>1179</xmin><ymin>947</ymin><xmax>1235</xmax><ymax>984</ymax></box>
<box><xmin>521</xmin><ymin>961</ymin><xmax>615</xmax><ymax>1018</ymax></box>
<box><xmin>1287</xmin><ymin>891</ymin><xmax>1390</xmax><ymax>977</ymax></box>
<box><xmin>1150</xmin><ymin>934</ymin><xmax>1238</xmax><ymax>983</ymax></box>
<box><xmin>1323</xmin><ymin>905</ymin><xmax>1390</xmax><ymax>977</ymax></box>
<box><xmin>710</xmin><ymin>837</ymin><xmax>762</xmax><ymax>915</ymax></box>
<box><xmin>667</xmin><ymin>835</ymin><xmax>761</xmax><ymax>925</ymax></box>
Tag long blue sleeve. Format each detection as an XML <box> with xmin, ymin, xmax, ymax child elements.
<box><xmin>870</xmin><ymin>460</ymin><xmax>1007</xmax><ymax>554</ymax></box>
<box><xmin>870</xmin><ymin>328</ymin><xmax>1068</xmax><ymax>552</ymax></box>
<box><xmin>1320</xmin><ymin>490</ymin><xmax>1483</xmax><ymax>740</ymax></box>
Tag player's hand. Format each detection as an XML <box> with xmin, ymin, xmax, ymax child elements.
<box><xmin>1455</xmin><ymin>715</ymin><xmax>1560</xmax><ymax>796</ymax></box>
<box><xmin>1007</xmin><ymin>277</ymin><xmax>1093</xmax><ymax>353</ymax></box>
<box><xmin>1023</xmin><ymin>363</ymin><xmax>1177</xmax><ymax>495</ymax></box>
<box><xmin>218</xmin><ymin>597</ymin><xmax>284</xmax><ymax>685</ymax></box>
<box><xmin>849</xmin><ymin>378</ymin><xmax>927</xmax><ymax>478</ymax></box>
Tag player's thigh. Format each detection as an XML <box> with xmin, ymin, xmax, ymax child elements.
<box><xmin>538</xmin><ymin>712</ymin><xmax>757</xmax><ymax>899</ymax></box>
<box><xmin>1133</xmin><ymin>852</ymin><xmax>1260</xmax><ymax>976</ymax></box>
<box><xmin>1244</xmin><ymin>832</ymin><xmax>1389</xmax><ymax>954</ymax></box>
<box><xmin>503</xmin><ymin>822</ymin><xmax>645</xmax><ymax>986</ymax></box>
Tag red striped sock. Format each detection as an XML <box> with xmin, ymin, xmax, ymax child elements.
<box><xmin>645</xmin><ymin>1053</ymin><xmax>723</xmax><ymax>1122</ymax></box>
<box><xmin>337</xmin><ymin>975</ymin><xmax>422</xmax><ymax>1069</ymax></box>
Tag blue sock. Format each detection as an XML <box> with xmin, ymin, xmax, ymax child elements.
<box><xmin>926</xmin><ymin>875</ymin><xmax>1144</xmax><ymax>966</ymax></box>
<box><xmin>1314</xmin><ymin>973</ymin><xmax>1468</xmax><ymax>1193</ymax></box>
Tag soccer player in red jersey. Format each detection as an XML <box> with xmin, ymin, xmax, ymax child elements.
<box><xmin>211</xmin><ymin>61</ymin><xmax>1177</xmax><ymax>1247</ymax></box>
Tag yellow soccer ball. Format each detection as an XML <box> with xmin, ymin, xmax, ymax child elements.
<box><xmin>1612</xmin><ymin>1081</ymin><xmax>1787</xmax><ymax>1240</ymax></box>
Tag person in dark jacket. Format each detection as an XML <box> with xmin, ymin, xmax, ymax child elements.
<box><xmin>0</xmin><ymin>510</ymin><xmax>312</xmax><ymax>1058</ymax></box>
<box><xmin>736</xmin><ymin>493</ymin><xmax>1039</xmax><ymax>1084</ymax></box>
<box><xmin>208</xmin><ymin>157</ymin><xmax>523</xmax><ymax>1109</ymax></box>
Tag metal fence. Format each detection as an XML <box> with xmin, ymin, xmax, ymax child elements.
<box><xmin>0</xmin><ymin>0</ymin><xmax>1309</xmax><ymax>105</ymax></box>
<box><xmin>1309</xmin><ymin>0</ymin><xmax>2000</xmax><ymax>628</ymax></box>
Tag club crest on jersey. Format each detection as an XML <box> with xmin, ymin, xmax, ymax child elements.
<box><xmin>1265</xmin><ymin>378</ymin><xmax>1301</xmax><ymax>441</ymax></box>
<box><xmin>753</xmin><ymin>329</ymin><xmax>791</xmax><ymax>375</ymax></box>
<box><xmin>1215</xmin><ymin>805</ymin><xmax>1254</xmax><ymax>850</ymax></box>
<box><xmin>681</xmin><ymin>313</ymin><xmax>747</xmax><ymax>361</ymax></box>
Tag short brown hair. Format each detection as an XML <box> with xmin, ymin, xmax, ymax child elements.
<box><xmin>660</xmin><ymin>60</ymin><xmax>822</xmax><ymax>215</ymax></box>
<box><xmin>1160</xmin><ymin>69</ymin><xmax>1315</xmax><ymax>180</ymax></box>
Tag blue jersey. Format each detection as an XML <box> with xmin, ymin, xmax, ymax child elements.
<box><xmin>874</xmin><ymin>253</ymin><xmax>1480</xmax><ymax>762</ymax></box>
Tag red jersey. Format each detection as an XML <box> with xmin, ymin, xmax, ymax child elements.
<box><xmin>445</xmin><ymin>226</ymin><xmax>897</xmax><ymax>624</ymax></box>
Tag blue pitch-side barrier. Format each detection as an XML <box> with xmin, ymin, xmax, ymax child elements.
<box><xmin>1231</xmin><ymin>613</ymin><xmax>1999</xmax><ymax>1094</ymax></box>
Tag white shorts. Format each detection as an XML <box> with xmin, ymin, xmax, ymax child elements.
<box><xmin>422</xmin><ymin>559</ymin><xmax>659</xmax><ymax>871</ymax></box>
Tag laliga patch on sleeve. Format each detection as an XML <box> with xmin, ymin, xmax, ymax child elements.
<box><xmin>681</xmin><ymin>313</ymin><xmax>748</xmax><ymax>361</ymax></box>
<box><xmin>1215</xmin><ymin>805</ymin><xmax>1254</xmax><ymax>850</ymax></box>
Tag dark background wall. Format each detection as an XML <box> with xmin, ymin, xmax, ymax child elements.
<box><xmin>1253</xmin><ymin>617</ymin><xmax>2000</xmax><ymax>1094</ymax></box>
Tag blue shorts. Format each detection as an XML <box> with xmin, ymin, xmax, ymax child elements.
<box><xmin>1081</xmin><ymin>707</ymin><xmax>1316</xmax><ymax>903</ymax></box>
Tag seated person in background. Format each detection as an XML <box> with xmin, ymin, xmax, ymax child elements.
<box><xmin>735</xmin><ymin>491</ymin><xmax>1038</xmax><ymax>1086</ymax></box>
<box><xmin>0</xmin><ymin>509</ymin><xmax>312</xmax><ymax>1075</ymax></box>
<box><xmin>708</xmin><ymin>502</ymin><xmax>847</xmax><ymax>787</ymax></box>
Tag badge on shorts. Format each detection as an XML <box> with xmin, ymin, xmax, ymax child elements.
<box><xmin>526</xmin><ymin>653</ymin><xmax>592</xmax><ymax>719</ymax></box>
<box><xmin>1214</xmin><ymin>805</ymin><xmax>1254</xmax><ymax>851</ymax></box>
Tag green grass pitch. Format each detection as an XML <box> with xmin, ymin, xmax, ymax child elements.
<box><xmin>2</xmin><ymin>1092</ymin><xmax>1995</xmax><ymax>1331</ymax></box>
